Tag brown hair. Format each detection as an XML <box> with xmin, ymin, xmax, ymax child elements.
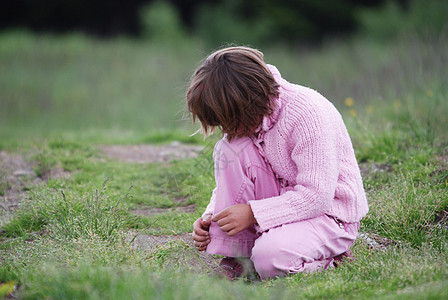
<box><xmin>186</xmin><ymin>46</ymin><xmax>279</xmax><ymax>141</ymax></box>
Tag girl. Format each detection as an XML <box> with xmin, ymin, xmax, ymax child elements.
<box><xmin>187</xmin><ymin>46</ymin><xmax>368</xmax><ymax>280</ymax></box>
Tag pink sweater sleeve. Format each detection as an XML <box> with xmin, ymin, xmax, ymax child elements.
<box><xmin>202</xmin><ymin>187</ymin><xmax>216</xmax><ymax>217</ymax></box>
<box><xmin>249</xmin><ymin>105</ymin><xmax>340</xmax><ymax>232</ymax></box>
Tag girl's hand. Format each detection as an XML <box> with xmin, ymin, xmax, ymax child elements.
<box><xmin>192</xmin><ymin>215</ymin><xmax>212</xmax><ymax>251</ymax></box>
<box><xmin>212</xmin><ymin>204</ymin><xmax>257</xmax><ymax>237</ymax></box>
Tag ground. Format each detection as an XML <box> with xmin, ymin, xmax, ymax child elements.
<box><xmin>0</xmin><ymin>143</ymin><xmax>396</xmax><ymax>256</ymax></box>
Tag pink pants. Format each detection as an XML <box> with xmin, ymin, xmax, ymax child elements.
<box><xmin>206</xmin><ymin>137</ymin><xmax>359</xmax><ymax>279</ymax></box>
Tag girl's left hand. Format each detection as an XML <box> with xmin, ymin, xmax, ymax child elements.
<box><xmin>212</xmin><ymin>204</ymin><xmax>257</xmax><ymax>236</ymax></box>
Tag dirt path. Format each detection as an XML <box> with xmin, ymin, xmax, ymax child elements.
<box><xmin>0</xmin><ymin>151</ymin><xmax>72</xmax><ymax>225</ymax></box>
<box><xmin>0</xmin><ymin>152</ymin><xmax>39</xmax><ymax>225</ymax></box>
<box><xmin>99</xmin><ymin>142</ymin><xmax>203</xmax><ymax>164</ymax></box>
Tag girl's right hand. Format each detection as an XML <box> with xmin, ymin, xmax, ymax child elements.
<box><xmin>192</xmin><ymin>215</ymin><xmax>212</xmax><ymax>251</ymax></box>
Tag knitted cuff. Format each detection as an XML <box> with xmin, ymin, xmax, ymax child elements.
<box><xmin>249</xmin><ymin>196</ymin><xmax>297</xmax><ymax>232</ymax></box>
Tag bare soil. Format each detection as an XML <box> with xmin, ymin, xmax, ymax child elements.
<box><xmin>131</xmin><ymin>204</ymin><xmax>197</xmax><ymax>217</ymax></box>
<box><xmin>127</xmin><ymin>231</ymin><xmax>220</xmax><ymax>271</ymax></box>
<box><xmin>358</xmin><ymin>232</ymin><xmax>398</xmax><ymax>249</ymax></box>
<box><xmin>99</xmin><ymin>142</ymin><xmax>203</xmax><ymax>164</ymax></box>
<box><xmin>0</xmin><ymin>151</ymin><xmax>39</xmax><ymax>225</ymax></box>
<box><xmin>359</xmin><ymin>162</ymin><xmax>394</xmax><ymax>178</ymax></box>
<box><xmin>0</xmin><ymin>151</ymin><xmax>71</xmax><ymax>225</ymax></box>
<box><xmin>128</xmin><ymin>231</ymin><xmax>193</xmax><ymax>252</ymax></box>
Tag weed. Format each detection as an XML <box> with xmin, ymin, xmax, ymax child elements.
<box><xmin>42</xmin><ymin>180</ymin><xmax>131</xmax><ymax>242</ymax></box>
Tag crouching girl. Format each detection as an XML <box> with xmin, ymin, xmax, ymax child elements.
<box><xmin>187</xmin><ymin>46</ymin><xmax>368</xmax><ymax>280</ymax></box>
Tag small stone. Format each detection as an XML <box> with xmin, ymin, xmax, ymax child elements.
<box><xmin>13</xmin><ymin>169</ymin><xmax>35</xmax><ymax>177</ymax></box>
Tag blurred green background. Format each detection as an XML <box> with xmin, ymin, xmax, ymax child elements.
<box><xmin>0</xmin><ymin>0</ymin><xmax>447</xmax><ymax>141</ymax></box>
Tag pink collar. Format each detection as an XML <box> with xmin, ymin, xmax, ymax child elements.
<box><xmin>255</xmin><ymin>64</ymin><xmax>284</xmax><ymax>135</ymax></box>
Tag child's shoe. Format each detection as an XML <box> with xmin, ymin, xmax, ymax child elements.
<box><xmin>333</xmin><ymin>249</ymin><xmax>354</xmax><ymax>267</ymax></box>
<box><xmin>214</xmin><ymin>257</ymin><xmax>259</xmax><ymax>280</ymax></box>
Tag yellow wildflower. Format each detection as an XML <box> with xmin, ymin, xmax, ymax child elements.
<box><xmin>393</xmin><ymin>99</ymin><xmax>401</xmax><ymax>109</ymax></box>
<box><xmin>366</xmin><ymin>105</ymin><xmax>374</xmax><ymax>114</ymax></box>
<box><xmin>344</xmin><ymin>97</ymin><xmax>354</xmax><ymax>107</ymax></box>
<box><xmin>0</xmin><ymin>281</ymin><xmax>16</xmax><ymax>298</ymax></box>
<box><xmin>426</xmin><ymin>89</ymin><xmax>433</xmax><ymax>97</ymax></box>
<box><xmin>349</xmin><ymin>109</ymin><xmax>357</xmax><ymax>118</ymax></box>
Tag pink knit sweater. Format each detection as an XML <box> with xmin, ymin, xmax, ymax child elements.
<box><xmin>205</xmin><ymin>65</ymin><xmax>369</xmax><ymax>232</ymax></box>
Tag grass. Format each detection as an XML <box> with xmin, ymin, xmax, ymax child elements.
<box><xmin>0</xmin><ymin>29</ymin><xmax>447</xmax><ymax>299</ymax></box>
<box><xmin>0</xmin><ymin>31</ymin><xmax>202</xmax><ymax>140</ymax></box>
